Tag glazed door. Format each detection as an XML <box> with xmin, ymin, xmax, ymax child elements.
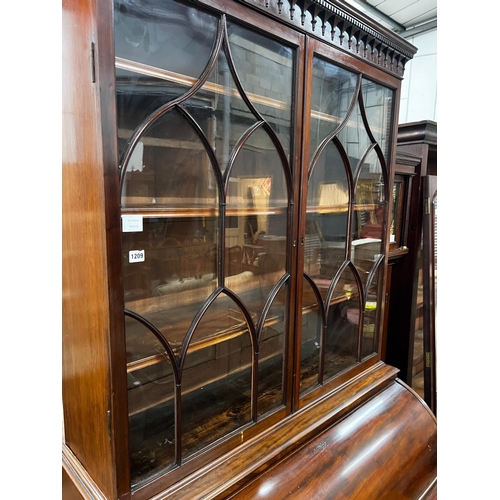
<box><xmin>296</xmin><ymin>37</ymin><xmax>398</xmax><ymax>408</ymax></box>
<box><xmin>114</xmin><ymin>0</ymin><xmax>305</xmax><ymax>490</ymax></box>
<box><xmin>113</xmin><ymin>0</ymin><xmax>400</xmax><ymax>491</ymax></box>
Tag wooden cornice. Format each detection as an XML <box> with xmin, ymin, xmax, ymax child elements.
<box><xmin>398</xmin><ymin>120</ymin><xmax>438</xmax><ymax>146</ymax></box>
<box><xmin>237</xmin><ymin>0</ymin><xmax>418</xmax><ymax>77</ymax></box>
<box><xmin>395</xmin><ymin>150</ymin><xmax>422</xmax><ymax>168</ymax></box>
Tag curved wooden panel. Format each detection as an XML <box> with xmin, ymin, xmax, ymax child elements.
<box><xmin>229</xmin><ymin>380</ymin><xmax>436</xmax><ymax>500</ymax></box>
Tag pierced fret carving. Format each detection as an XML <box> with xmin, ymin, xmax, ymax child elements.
<box><xmin>239</xmin><ymin>0</ymin><xmax>416</xmax><ymax>76</ymax></box>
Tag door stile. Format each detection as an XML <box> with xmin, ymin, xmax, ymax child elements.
<box><xmin>291</xmin><ymin>35</ymin><xmax>315</xmax><ymax>413</ymax></box>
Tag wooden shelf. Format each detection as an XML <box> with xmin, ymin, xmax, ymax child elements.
<box><xmin>115</xmin><ymin>57</ymin><xmax>385</xmax><ymax>136</ymax></box>
<box><xmin>121</xmin><ymin>203</ymin><xmax>288</xmax><ymax>218</ymax></box>
<box><xmin>125</xmin><ymin>280</ymin><xmax>353</xmax><ymax>375</ymax></box>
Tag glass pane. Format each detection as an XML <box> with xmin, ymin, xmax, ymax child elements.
<box><xmin>352</xmin><ymin>150</ymin><xmax>385</xmax><ymax>284</ymax></box>
<box><xmin>125</xmin><ymin>316</ymin><xmax>176</xmax><ymax>485</ymax></box>
<box><xmin>337</xmin><ymin>100</ymin><xmax>372</xmax><ymax>170</ymax></box>
<box><xmin>122</xmin><ymin>215</ymin><xmax>219</xmax><ymax>367</ymax></box>
<box><xmin>257</xmin><ymin>284</ymin><xmax>287</xmax><ymax>417</ymax></box>
<box><xmin>362</xmin><ymin>267</ymin><xmax>380</xmax><ymax>358</ymax></box>
<box><xmin>228</xmin><ymin>22</ymin><xmax>294</xmax><ymax>162</ymax></box>
<box><xmin>185</xmin><ymin>49</ymin><xmax>258</xmax><ymax>175</ymax></box>
<box><xmin>226</xmin><ymin>127</ymin><xmax>288</xmax><ymax>322</ymax></box>
<box><xmin>361</xmin><ymin>77</ymin><xmax>394</xmax><ymax>162</ymax></box>
<box><xmin>125</xmin><ymin>311</ymin><xmax>170</xmax><ymax>366</ymax></box>
<box><xmin>324</xmin><ymin>266</ymin><xmax>360</xmax><ymax>379</ymax></box>
<box><xmin>116</xmin><ymin>70</ymin><xmax>191</xmax><ymax>155</ymax></box>
<box><xmin>301</xmin><ymin>55</ymin><xmax>393</xmax><ymax>395</ymax></box>
<box><xmin>310</xmin><ymin>57</ymin><xmax>358</xmax><ymax>162</ymax></box>
<box><xmin>129</xmin><ymin>399</ymin><xmax>175</xmax><ymax>485</ymax></box>
<box><xmin>121</xmin><ymin>107</ymin><xmax>218</xmax><ymax>210</ymax></box>
<box><xmin>306</xmin><ymin>141</ymin><xmax>349</xmax><ymax>300</ymax></box>
<box><xmin>181</xmin><ymin>294</ymin><xmax>252</xmax><ymax>458</ymax></box>
<box><xmin>411</xmin><ymin>230</ymin><xmax>425</xmax><ymax>399</ymax></box>
<box><xmin>300</xmin><ymin>277</ymin><xmax>322</xmax><ymax>394</ymax></box>
<box><xmin>114</xmin><ymin>0</ymin><xmax>218</xmax><ymax>78</ymax></box>
<box><xmin>114</xmin><ymin>0</ymin><xmax>219</xmax><ymax>158</ymax></box>
<box><xmin>116</xmin><ymin>3</ymin><xmax>296</xmax><ymax>480</ymax></box>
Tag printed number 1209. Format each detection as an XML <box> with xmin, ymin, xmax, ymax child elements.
<box><xmin>129</xmin><ymin>250</ymin><xmax>145</xmax><ymax>263</ymax></box>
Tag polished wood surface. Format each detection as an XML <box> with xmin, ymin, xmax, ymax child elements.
<box><xmin>62</xmin><ymin>0</ymin><xmax>430</xmax><ymax>498</ymax></box>
<box><xmin>385</xmin><ymin>121</ymin><xmax>437</xmax><ymax>392</ymax></box>
<box><xmin>62</xmin><ymin>0</ymin><xmax>116</xmax><ymax>497</ymax></box>
<box><xmin>228</xmin><ymin>380</ymin><xmax>437</xmax><ymax>500</ymax></box>
<box><xmin>63</xmin><ymin>0</ymin><xmax>132</xmax><ymax>493</ymax></box>
<box><xmin>383</xmin><ymin>150</ymin><xmax>422</xmax><ymax>381</ymax></box>
<box><xmin>63</xmin><ymin>445</ymin><xmax>108</xmax><ymax>500</ymax></box>
<box><xmin>63</xmin><ymin>468</ymin><xmax>85</xmax><ymax>500</ymax></box>
<box><xmin>397</xmin><ymin>120</ymin><xmax>437</xmax><ymax>147</ymax></box>
<box><xmin>133</xmin><ymin>362</ymin><xmax>400</xmax><ymax>500</ymax></box>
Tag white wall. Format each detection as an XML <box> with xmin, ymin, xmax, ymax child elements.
<box><xmin>398</xmin><ymin>28</ymin><xmax>437</xmax><ymax>124</ymax></box>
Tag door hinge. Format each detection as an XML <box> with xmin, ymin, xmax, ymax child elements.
<box><xmin>107</xmin><ymin>409</ymin><xmax>112</xmax><ymax>441</ymax></box>
<box><xmin>91</xmin><ymin>42</ymin><xmax>96</xmax><ymax>83</ymax></box>
<box><xmin>424</xmin><ymin>197</ymin><xmax>431</xmax><ymax>215</ymax></box>
<box><xmin>425</xmin><ymin>351</ymin><xmax>431</xmax><ymax>368</ymax></box>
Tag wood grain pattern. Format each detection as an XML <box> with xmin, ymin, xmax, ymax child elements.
<box><xmin>61</xmin><ymin>0</ymin><xmax>429</xmax><ymax>498</ymax></box>
<box><xmin>62</xmin><ymin>0</ymin><xmax>116</xmax><ymax>497</ymax></box>
<box><xmin>63</xmin><ymin>468</ymin><xmax>85</xmax><ymax>500</ymax></box>
<box><xmin>385</xmin><ymin>121</ymin><xmax>437</xmax><ymax>387</ymax></box>
<box><xmin>131</xmin><ymin>362</ymin><xmax>398</xmax><ymax>500</ymax></box>
<box><xmin>63</xmin><ymin>445</ymin><xmax>108</xmax><ymax>500</ymax></box>
<box><xmin>228</xmin><ymin>380</ymin><xmax>436</xmax><ymax>500</ymax></box>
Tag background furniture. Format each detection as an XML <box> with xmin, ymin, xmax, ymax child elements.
<box><xmin>384</xmin><ymin>120</ymin><xmax>437</xmax><ymax>413</ymax></box>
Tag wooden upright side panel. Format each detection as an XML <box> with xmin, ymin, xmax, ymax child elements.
<box><xmin>62</xmin><ymin>0</ymin><xmax>115</xmax><ymax>496</ymax></box>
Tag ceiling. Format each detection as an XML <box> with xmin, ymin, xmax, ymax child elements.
<box><xmin>342</xmin><ymin>0</ymin><xmax>437</xmax><ymax>38</ymax></box>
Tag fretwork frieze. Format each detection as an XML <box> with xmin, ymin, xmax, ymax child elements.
<box><xmin>239</xmin><ymin>0</ymin><xmax>417</xmax><ymax>77</ymax></box>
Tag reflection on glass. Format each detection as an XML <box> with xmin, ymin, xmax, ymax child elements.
<box><xmin>126</xmin><ymin>316</ymin><xmax>176</xmax><ymax>484</ymax></box>
<box><xmin>121</xmin><ymin>215</ymin><xmax>219</xmax><ymax>312</ymax></box>
<box><xmin>300</xmin><ymin>55</ymin><xmax>392</xmax><ymax>397</ymax></box>
<box><xmin>188</xmin><ymin>48</ymin><xmax>258</xmax><ymax>174</ymax></box>
<box><xmin>257</xmin><ymin>286</ymin><xmax>287</xmax><ymax>417</ymax></box>
<box><xmin>324</xmin><ymin>266</ymin><xmax>360</xmax><ymax>380</ymax></box>
<box><xmin>121</xmin><ymin>107</ymin><xmax>218</xmax><ymax>210</ymax></box>
<box><xmin>352</xmin><ymin>150</ymin><xmax>385</xmax><ymax>284</ymax></box>
<box><xmin>310</xmin><ymin>57</ymin><xmax>358</xmax><ymax>161</ymax></box>
<box><xmin>306</xmin><ymin>141</ymin><xmax>349</xmax><ymax>300</ymax></box>
<box><xmin>115</xmin><ymin>0</ymin><xmax>219</xmax><ymax>158</ymax></box>
<box><xmin>114</xmin><ymin>0</ymin><xmax>218</xmax><ymax>79</ymax></box>
<box><xmin>300</xmin><ymin>277</ymin><xmax>322</xmax><ymax>394</ymax></box>
<box><xmin>226</xmin><ymin>127</ymin><xmax>288</xmax><ymax>324</ymax></box>
<box><xmin>116</xmin><ymin>4</ymin><xmax>295</xmax><ymax>484</ymax></box>
<box><xmin>182</xmin><ymin>294</ymin><xmax>252</xmax><ymax>459</ymax></box>
<box><xmin>361</xmin><ymin>268</ymin><xmax>380</xmax><ymax>358</ymax></box>
<box><xmin>390</xmin><ymin>180</ymin><xmax>402</xmax><ymax>246</ymax></box>
<box><xmin>337</xmin><ymin>100</ymin><xmax>372</xmax><ymax>169</ymax></box>
<box><xmin>228</xmin><ymin>21</ymin><xmax>294</xmax><ymax>161</ymax></box>
<box><xmin>116</xmin><ymin>69</ymin><xmax>190</xmax><ymax>154</ymax></box>
<box><xmin>361</xmin><ymin>77</ymin><xmax>393</xmax><ymax>161</ymax></box>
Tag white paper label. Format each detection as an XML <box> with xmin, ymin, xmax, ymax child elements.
<box><xmin>122</xmin><ymin>215</ymin><xmax>143</xmax><ymax>233</ymax></box>
<box><xmin>129</xmin><ymin>250</ymin><xmax>145</xmax><ymax>263</ymax></box>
